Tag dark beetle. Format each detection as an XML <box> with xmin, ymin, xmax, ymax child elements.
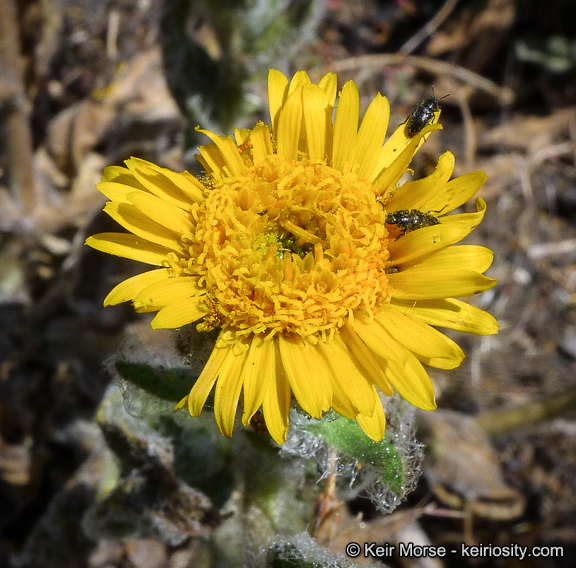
<box><xmin>385</xmin><ymin>209</ymin><xmax>440</xmax><ymax>236</ymax></box>
<box><xmin>404</xmin><ymin>92</ymin><xmax>446</xmax><ymax>137</ymax></box>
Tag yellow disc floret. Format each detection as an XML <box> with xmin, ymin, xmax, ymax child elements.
<box><xmin>167</xmin><ymin>155</ymin><xmax>392</xmax><ymax>342</ymax></box>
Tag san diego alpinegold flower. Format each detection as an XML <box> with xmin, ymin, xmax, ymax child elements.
<box><xmin>86</xmin><ymin>69</ymin><xmax>498</xmax><ymax>445</ymax></box>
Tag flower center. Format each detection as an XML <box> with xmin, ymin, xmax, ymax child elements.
<box><xmin>170</xmin><ymin>155</ymin><xmax>392</xmax><ymax>341</ymax></box>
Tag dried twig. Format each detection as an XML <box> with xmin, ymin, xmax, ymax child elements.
<box><xmin>449</xmin><ymin>84</ymin><xmax>477</xmax><ymax>169</ymax></box>
<box><xmin>527</xmin><ymin>239</ymin><xmax>576</xmax><ymax>260</ymax></box>
<box><xmin>569</xmin><ymin>109</ymin><xmax>576</xmax><ymax>165</ymax></box>
<box><xmin>107</xmin><ymin>10</ymin><xmax>121</xmax><ymax>60</ymax></box>
<box><xmin>0</xmin><ymin>0</ymin><xmax>37</xmax><ymax>215</ymax></box>
<box><xmin>399</xmin><ymin>0</ymin><xmax>460</xmax><ymax>55</ymax></box>
<box><xmin>475</xmin><ymin>386</ymin><xmax>576</xmax><ymax>436</ymax></box>
<box><xmin>529</xmin><ymin>141</ymin><xmax>574</xmax><ymax>169</ymax></box>
<box><xmin>332</xmin><ymin>54</ymin><xmax>514</xmax><ymax>105</ymax></box>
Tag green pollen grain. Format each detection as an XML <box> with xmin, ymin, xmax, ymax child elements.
<box><xmin>256</xmin><ymin>230</ymin><xmax>313</xmax><ymax>259</ymax></box>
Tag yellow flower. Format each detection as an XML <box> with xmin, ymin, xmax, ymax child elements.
<box><xmin>86</xmin><ymin>69</ymin><xmax>498</xmax><ymax>445</ymax></box>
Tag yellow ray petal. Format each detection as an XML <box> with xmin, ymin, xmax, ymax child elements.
<box><xmin>377</xmin><ymin>109</ymin><xmax>440</xmax><ymax>172</ymax></box>
<box><xmin>354</xmin><ymin>94</ymin><xmax>390</xmax><ymax>179</ymax></box>
<box><xmin>150</xmin><ymin>296</ymin><xmax>207</xmax><ymax>329</ymax></box>
<box><xmin>125</xmin><ymin>159</ymin><xmax>193</xmax><ymax>211</ymax></box>
<box><xmin>241</xmin><ymin>336</ymin><xmax>275</xmax><ymax>425</ymax></box>
<box><xmin>101</xmin><ymin>165</ymin><xmax>131</xmax><ymax>183</ymax></box>
<box><xmin>390</xmin><ymin>298</ymin><xmax>499</xmax><ymax>336</ymax></box>
<box><xmin>134</xmin><ymin>305</ymin><xmax>162</xmax><ymax>314</ymax></box>
<box><xmin>376</xmin><ymin>305</ymin><xmax>465</xmax><ymax>367</ymax></box>
<box><xmin>388</xmin><ymin>269</ymin><xmax>497</xmax><ymax>300</ymax></box>
<box><xmin>387</xmin><ymin>223</ymin><xmax>470</xmax><ymax>267</ymax></box>
<box><xmin>372</xmin><ymin>124</ymin><xmax>442</xmax><ymax>194</ymax></box>
<box><xmin>127</xmin><ymin>191</ymin><xmax>194</xmax><ymax>235</ymax></box>
<box><xmin>429</xmin><ymin>171</ymin><xmax>488</xmax><ymax>215</ymax></box>
<box><xmin>318</xmin><ymin>72</ymin><xmax>337</xmax><ymax>107</ymax></box>
<box><xmin>175</xmin><ymin>395</ymin><xmax>188</xmax><ymax>411</ymax></box>
<box><xmin>371</xmin><ymin>348</ymin><xmax>437</xmax><ymax>411</ymax></box>
<box><xmin>332</xmin><ymin>81</ymin><xmax>359</xmax><ymax>172</ymax></box>
<box><xmin>234</xmin><ymin>128</ymin><xmax>251</xmax><ymax>147</ymax></box>
<box><xmin>101</xmin><ymin>165</ymin><xmax>147</xmax><ymax>187</ymax></box>
<box><xmin>316</xmin><ymin>336</ymin><xmax>377</xmax><ymax>417</ymax></box>
<box><xmin>104</xmin><ymin>268</ymin><xmax>170</xmax><ymax>306</ymax></box>
<box><xmin>388</xmin><ymin>198</ymin><xmax>487</xmax><ymax>266</ymax></box>
<box><xmin>302</xmin><ymin>84</ymin><xmax>329</xmax><ymax>162</ymax></box>
<box><xmin>304</xmin><ymin>342</ymin><xmax>357</xmax><ymax>419</ymax></box>
<box><xmin>306</xmin><ymin>342</ymin><xmax>341</xmax><ymax>405</ymax></box>
<box><xmin>415</xmin><ymin>354</ymin><xmax>462</xmax><ymax>370</ymax></box>
<box><xmin>214</xmin><ymin>341</ymin><xmax>250</xmax><ymax>437</ymax></box>
<box><xmin>197</xmin><ymin>129</ymin><xmax>246</xmax><ymax>177</ymax></box>
<box><xmin>104</xmin><ymin>202</ymin><xmax>183</xmax><ymax>251</ymax></box>
<box><xmin>196</xmin><ymin>142</ymin><xmax>227</xmax><ymax>181</ymax></box>
<box><xmin>97</xmin><ymin>181</ymin><xmax>142</xmax><ymax>203</ymax></box>
<box><xmin>355</xmin><ymin>392</ymin><xmax>386</xmax><ymax>441</ymax></box>
<box><xmin>278</xmin><ymin>335</ymin><xmax>332</xmax><ymax>418</ymax></box>
<box><xmin>250</xmin><ymin>123</ymin><xmax>273</xmax><ymax>165</ymax></box>
<box><xmin>133</xmin><ymin>277</ymin><xmax>202</xmax><ymax>309</ymax></box>
<box><xmin>268</xmin><ymin>69</ymin><xmax>289</xmax><ymax>135</ymax></box>
<box><xmin>396</xmin><ymin>245</ymin><xmax>494</xmax><ymax>274</ymax></box>
<box><xmin>317</xmin><ymin>73</ymin><xmax>336</xmax><ymax>163</ymax></box>
<box><xmin>262</xmin><ymin>344</ymin><xmax>291</xmax><ymax>445</ymax></box>
<box><xmin>276</xmin><ymin>87</ymin><xmax>303</xmax><ymax>161</ymax></box>
<box><xmin>188</xmin><ymin>342</ymin><xmax>230</xmax><ymax>416</ymax></box>
<box><xmin>288</xmin><ymin>70</ymin><xmax>311</xmax><ymax>94</ymax></box>
<box><xmin>352</xmin><ymin>314</ymin><xmax>407</xmax><ymax>367</ymax></box>
<box><xmin>181</xmin><ymin>170</ymin><xmax>208</xmax><ymax>198</ymax></box>
<box><xmin>127</xmin><ymin>157</ymin><xmax>204</xmax><ymax>204</ymax></box>
<box><xmin>339</xmin><ymin>322</ymin><xmax>393</xmax><ymax>395</ymax></box>
<box><xmin>330</xmin><ymin>393</ymin><xmax>358</xmax><ymax>420</ymax></box>
<box><xmin>86</xmin><ymin>233</ymin><xmax>169</xmax><ymax>265</ymax></box>
<box><xmin>352</xmin><ymin>316</ymin><xmax>436</xmax><ymax>411</ymax></box>
<box><xmin>386</xmin><ymin>151</ymin><xmax>455</xmax><ymax>212</ymax></box>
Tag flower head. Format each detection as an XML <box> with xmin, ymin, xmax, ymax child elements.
<box><xmin>86</xmin><ymin>69</ymin><xmax>498</xmax><ymax>445</ymax></box>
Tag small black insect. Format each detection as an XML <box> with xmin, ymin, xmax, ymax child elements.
<box><xmin>404</xmin><ymin>91</ymin><xmax>448</xmax><ymax>137</ymax></box>
<box><xmin>385</xmin><ymin>209</ymin><xmax>440</xmax><ymax>236</ymax></box>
